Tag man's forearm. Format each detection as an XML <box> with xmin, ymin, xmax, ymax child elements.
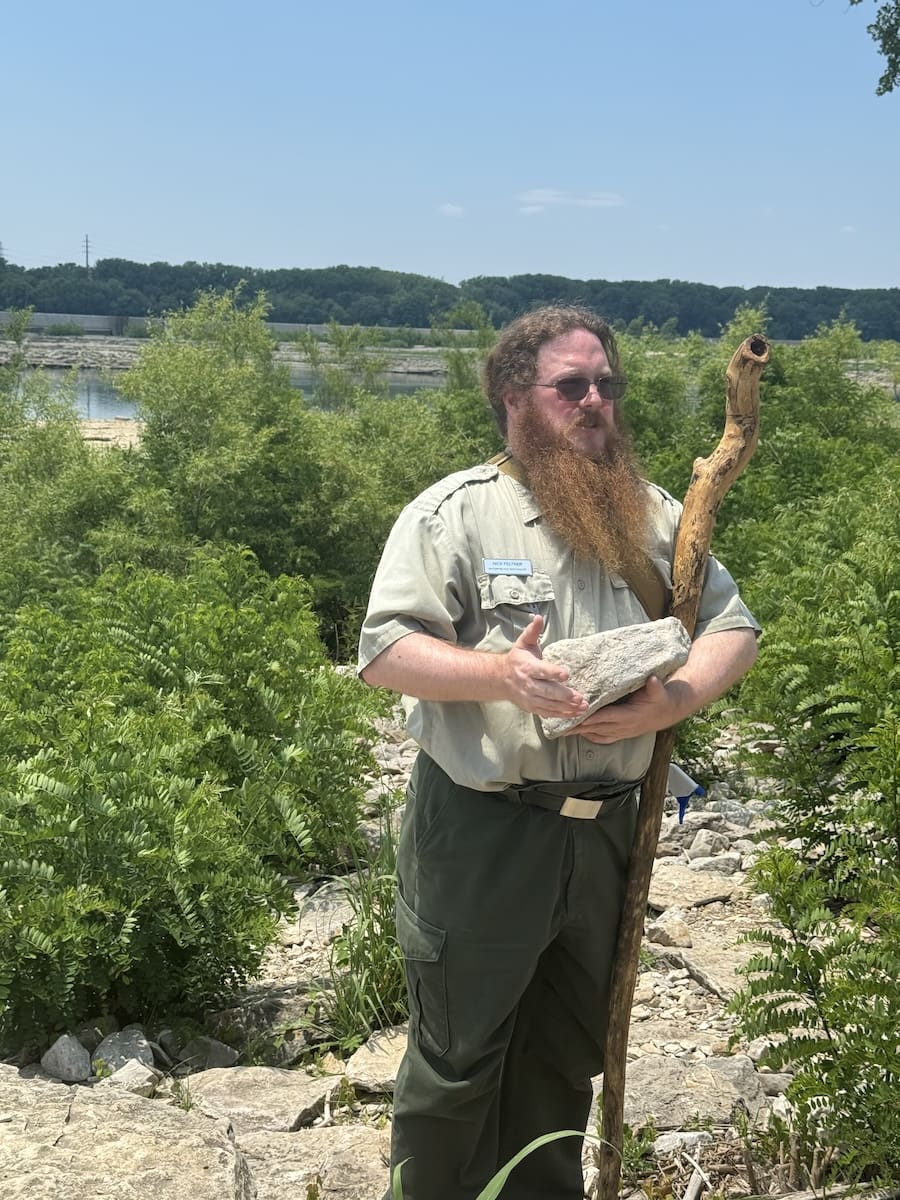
<box><xmin>360</xmin><ymin>620</ymin><xmax>588</xmax><ymax>720</ymax></box>
<box><xmin>360</xmin><ymin>632</ymin><xmax>509</xmax><ymax>701</ymax></box>
<box><xmin>664</xmin><ymin>627</ymin><xmax>759</xmax><ymax>723</ymax></box>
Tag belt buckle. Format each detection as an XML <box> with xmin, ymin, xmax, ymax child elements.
<box><xmin>560</xmin><ymin>795</ymin><xmax>603</xmax><ymax>820</ymax></box>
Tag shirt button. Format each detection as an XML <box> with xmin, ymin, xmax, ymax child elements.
<box><xmin>577</xmin><ymin>579</ymin><xmax>586</xmax><ymax>591</ymax></box>
<box><xmin>509</xmin><ymin>589</ymin><xmax>520</xmax><ymax>600</ymax></box>
<box><xmin>586</xmin><ymin>750</ymin><xmax>595</xmax><ymax>759</ymax></box>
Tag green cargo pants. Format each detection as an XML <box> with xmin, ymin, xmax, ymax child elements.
<box><xmin>390</xmin><ymin>752</ymin><xmax>639</xmax><ymax>1200</ymax></box>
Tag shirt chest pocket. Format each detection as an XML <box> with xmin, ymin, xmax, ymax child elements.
<box><xmin>476</xmin><ymin>571</ymin><xmax>556</xmax><ymax>648</ymax></box>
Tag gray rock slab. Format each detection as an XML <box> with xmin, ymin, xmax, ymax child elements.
<box><xmin>178</xmin><ymin>1035</ymin><xmax>239</xmax><ymax>1072</ymax></box>
<box><xmin>690</xmin><ymin>852</ymin><xmax>743</xmax><ymax>875</ymax></box>
<box><xmin>102</xmin><ymin>1058</ymin><xmax>162</xmax><ymax>1097</ymax></box>
<box><xmin>299</xmin><ymin>879</ymin><xmax>355</xmax><ymax>947</ymax></box>
<box><xmin>0</xmin><ymin>1064</ymin><xmax>248</xmax><ymax>1200</ymax></box>
<box><xmin>647</xmin><ymin>910</ymin><xmax>693</xmax><ymax>948</ymax></box>
<box><xmin>345</xmin><ymin>1024</ymin><xmax>407</xmax><ymax>1092</ymax></box>
<box><xmin>648</xmin><ymin>861</ymin><xmax>736</xmax><ymax>911</ymax></box>
<box><xmin>686</xmin><ymin>829</ymin><xmax>732</xmax><ymax>860</ymax></box>
<box><xmin>239</xmin><ymin>1125</ymin><xmax>390</xmax><ymax>1200</ymax></box>
<box><xmin>187</xmin><ymin>1065</ymin><xmax>340</xmax><ymax>1133</ymax></box>
<box><xmin>40</xmin><ymin>1034</ymin><xmax>91</xmax><ymax>1083</ymax></box>
<box><xmin>92</xmin><ymin>1027</ymin><xmax>154</xmax><ymax>1074</ymax></box>
<box><xmin>71</xmin><ymin>1014</ymin><xmax>119</xmax><ymax>1053</ymax></box>
<box><xmin>540</xmin><ymin>618</ymin><xmax>691</xmax><ymax>737</ymax></box>
<box><xmin>208</xmin><ymin>981</ymin><xmax>311</xmax><ymax>1051</ymax></box>
<box><xmin>653</xmin><ymin>1130</ymin><xmax>714</xmax><ymax>1155</ymax></box>
<box><xmin>622</xmin><ymin>1053</ymin><xmax>767</xmax><ymax>1129</ymax></box>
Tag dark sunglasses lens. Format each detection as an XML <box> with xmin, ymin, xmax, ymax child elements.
<box><xmin>600</xmin><ymin>378</ymin><xmax>627</xmax><ymax>401</ymax></box>
<box><xmin>554</xmin><ymin>377</ymin><xmax>627</xmax><ymax>402</ymax></box>
<box><xmin>555</xmin><ymin>378</ymin><xmax>590</xmax><ymax>402</ymax></box>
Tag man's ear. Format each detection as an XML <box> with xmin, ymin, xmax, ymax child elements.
<box><xmin>503</xmin><ymin>388</ymin><xmax>524</xmax><ymax>419</ymax></box>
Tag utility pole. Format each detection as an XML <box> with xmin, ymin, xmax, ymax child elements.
<box><xmin>83</xmin><ymin>234</ymin><xmax>90</xmax><ymax>270</ymax></box>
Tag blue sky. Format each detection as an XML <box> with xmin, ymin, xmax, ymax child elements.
<box><xmin>3</xmin><ymin>0</ymin><xmax>897</xmax><ymax>290</ymax></box>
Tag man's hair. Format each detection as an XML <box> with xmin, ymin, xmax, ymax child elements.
<box><xmin>482</xmin><ymin>304</ymin><xmax>621</xmax><ymax>437</ymax></box>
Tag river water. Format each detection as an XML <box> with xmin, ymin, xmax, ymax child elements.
<box><xmin>50</xmin><ymin>366</ymin><xmax>445</xmax><ymax>419</ymax></box>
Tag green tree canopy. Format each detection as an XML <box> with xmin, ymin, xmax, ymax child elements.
<box><xmin>850</xmin><ymin>0</ymin><xmax>900</xmax><ymax>93</ymax></box>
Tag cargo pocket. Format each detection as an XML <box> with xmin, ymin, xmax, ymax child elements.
<box><xmin>476</xmin><ymin>571</ymin><xmax>556</xmax><ymax>648</ymax></box>
<box><xmin>395</xmin><ymin>891</ymin><xmax>450</xmax><ymax>1057</ymax></box>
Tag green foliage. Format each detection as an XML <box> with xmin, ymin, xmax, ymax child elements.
<box><xmin>6</xmin><ymin>256</ymin><xmax>900</xmax><ymax>338</ymax></box>
<box><xmin>0</xmin><ymin>368</ymin><xmax>134</xmax><ymax>620</ymax></box>
<box><xmin>849</xmin><ymin>0</ymin><xmax>900</xmax><ymax>93</ymax></box>
<box><xmin>731</xmin><ymin>847</ymin><xmax>900</xmax><ymax>1181</ymax></box>
<box><xmin>291</xmin><ymin>319</ymin><xmax>390</xmax><ymax>408</ymax></box>
<box><xmin>318</xmin><ymin>803</ymin><xmax>407</xmax><ymax>1052</ymax></box>
<box><xmin>728</xmin><ymin>425</ymin><xmax>900</xmax><ymax>1179</ymax></box>
<box><xmin>0</xmin><ymin>546</ymin><xmax>379</xmax><ymax>1052</ymax></box>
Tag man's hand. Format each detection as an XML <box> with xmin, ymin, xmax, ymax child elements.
<box><xmin>563</xmin><ymin>675</ymin><xmax>676</xmax><ymax>744</ymax></box>
<box><xmin>503</xmin><ymin>616</ymin><xmax>588</xmax><ymax>719</ymax></box>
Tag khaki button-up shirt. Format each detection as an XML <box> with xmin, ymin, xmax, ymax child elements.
<box><xmin>359</xmin><ymin>464</ymin><xmax>759</xmax><ymax>791</ymax></box>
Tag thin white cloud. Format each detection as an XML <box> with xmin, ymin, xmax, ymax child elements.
<box><xmin>437</xmin><ymin>203</ymin><xmax>464</xmax><ymax>218</ymax></box>
<box><xmin>517</xmin><ymin>188</ymin><xmax>624</xmax><ymax>210</ymax></box>
<box><xmin>519</xmin><ymin>204</ymin><xmax>545</xmax><ymax>216</ymax></box>
<box><xmin>841</xmin><ymin>224</ymin><xmax>857</xmax><ymax>234</ymax></box>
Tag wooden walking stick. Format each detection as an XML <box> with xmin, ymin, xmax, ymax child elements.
<box><xmin>595</xmin><ymin>334</ymin><xmax>770</xmax><ymax>1199</ymax></box>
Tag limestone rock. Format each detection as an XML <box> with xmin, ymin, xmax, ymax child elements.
<box><xmin>345</xmin><ymin>1024</ymin><xmax>408</xmax><ymax>1092</ymax></box>
<box><xmin>299</xmin><ymin>878</ymin><xmax>355</xmax><ymax>947</ymax></box>
<box><xmin>40</xmin><ymin>1034</ymin><xmax>91</xmax><ymax>1083</ymax></box>
<box><xmin>646</xmin><ymin>910</ymin><xmax>693</xmax><ymax>948</ymax></box>
<box><xmin>653</xmin><ymin>1130</ymin><xmax>714</xmax><ymax>1155</ymax></box>
<box><xmin>686</xmin><ymin>828</ymin><xmax>731</xmax><ymax>860</ymax></box>
<box><xmin>649</xmin><ymin>861</ymin><xmax>736</xmax><ymax>911</ymax></box>
<box><xmin>0</xmin><ymin>1064</ymin><xmax>249</xmax><ymax>1200</ymax></box>
<box><xmin>239</xmin><ymin>1125</ymin><xmax>390</xmax><ymax>1200</ymax></box>
<box><xmin>178</xmin><ymin>1036</ymin><xmax>239</xmax><ymax>1072</ymax></box>
<box><xmin>92</xmin><ymin>1027</ymin><xmax>154</xmax><ymax>1075</ymax></box>
<box><xmin>690</xmin><ymin>852</ymin><xmax>743</xmax><ymax>875</ymax></box>
<box><xmin>71</xmin><ymin>1014</ymin><xmax>119</xmax><ymax>1053</ymax></box>
<box><xmin>186</xmin><ymin>1065</ymin><xmax>340</xmax><ymax>1133</ymax></box>
<box><xmin>622</xmin><ymin>1053</ymin><xmax>767</xmax><ymax>1129</ymax></box>
<box><xmin>100</xmin><ymin>1058</ymin><xmax>162</xmax><ymax>1097</ymax></box>
<box><xmin>540</xmin><ymin>618</ymin><xmax>691</xmax><ymax>737</ymax></box>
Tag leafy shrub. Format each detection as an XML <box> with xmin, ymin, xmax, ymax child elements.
<box><xmin>0</xmin><ymin>546</ymin><xmax>379</xmax><ymax>1052</ymax></box>
<box><xmin>730</xmin><ymin>458</ymin><xmax>900</xmax><ymax>1181</ymax></box>
<box><xmin>732</xmin><ymin>846</ymin><xmax>900</xmax><ymax>1182</ymax></box>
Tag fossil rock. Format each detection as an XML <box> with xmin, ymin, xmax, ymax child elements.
<box><xmin>540</xmin><ymin>617</ymin><xmax>691</xmax><ymax>738</ymax></box>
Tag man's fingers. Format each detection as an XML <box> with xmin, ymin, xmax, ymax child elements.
<box><xmin>515</xmin><ymin>614</ymin><xmax>544</xmax><ymax>649</ymax></box>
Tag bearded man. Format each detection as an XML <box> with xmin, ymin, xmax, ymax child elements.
<box><xmin>359</xmin><ymin>305</ymin><xmax>759</xmax><ymax>1200</ymax></box>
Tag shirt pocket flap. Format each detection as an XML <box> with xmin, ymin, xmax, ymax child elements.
<box><xmin>477</xmin><ymin>571</ymin><xmax>556</xmax><ymax>610</ymax></box>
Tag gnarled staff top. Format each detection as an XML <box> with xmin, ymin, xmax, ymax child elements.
<box><xmin>672</xmin><ymin>334</ymin><xmax>770</xmax><ymax>637</ymax></box>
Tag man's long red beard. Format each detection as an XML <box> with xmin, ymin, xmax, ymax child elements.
<box><xmin>514</xmin><ymin>398</ymin><xmax>652</xmax><ymax>576</ymax></box>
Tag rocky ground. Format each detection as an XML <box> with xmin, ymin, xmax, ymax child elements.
<box><xmin>1</xmin><ymin>712</ymin><xmax>825</xmax><ymax>1200</ymax></box>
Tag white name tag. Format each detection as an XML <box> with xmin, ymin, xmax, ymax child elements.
<box><xmin>483</xmin><ymin>558</ymin><xmax>533</xmax><ymax>576</ymax></box>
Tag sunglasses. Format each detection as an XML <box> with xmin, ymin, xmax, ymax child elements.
<box><xmin>532</xmin><ymin>375</ymin><xmax>627</xmax><ymax>403</ymax></box>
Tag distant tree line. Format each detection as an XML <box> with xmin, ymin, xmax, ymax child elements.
<box><xmin>1</xmin><ymin>256</ymin><xmax>898</xmax><ymax>340</ymax></box>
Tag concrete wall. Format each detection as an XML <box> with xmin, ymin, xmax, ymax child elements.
<box><xmin>0</xmin><ymin>312</ymin><xmax>443</xmax><ymax>339</ymax></box>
